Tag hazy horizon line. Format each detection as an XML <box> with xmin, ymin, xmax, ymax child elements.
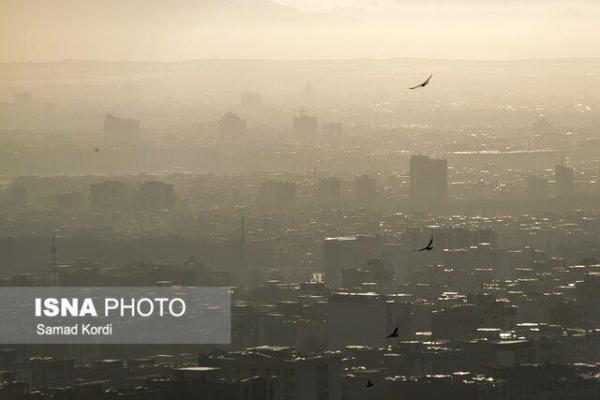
<box><xmin>3</xmin><ymin>56</ymin><xmax>600</xmax><ymax>65</ymax></box>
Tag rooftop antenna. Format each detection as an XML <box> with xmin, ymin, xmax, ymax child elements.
<box><xmin>50</xmin><ymin>236</ymin><xmax>57</xmax><ymax>265</ymax></box>
<box><xmin>241</xmin><ymin>216</ymin><xmax>245</xmax><ymax>269</ymax></box>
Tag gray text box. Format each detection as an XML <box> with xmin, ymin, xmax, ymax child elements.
<box><xmin>0</xmin><ymin>287</ymin><xmax>231</xmax><ymax>344</ymax></box>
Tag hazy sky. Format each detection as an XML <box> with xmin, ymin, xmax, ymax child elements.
<box><xmin>1</xmin><ymin>0</ymin><xmax>599</xmax><ymax>62</ymax></box>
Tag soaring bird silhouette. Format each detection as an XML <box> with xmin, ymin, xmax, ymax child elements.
<box><xmin>366</xmin><ymin>380</ymin><xmax>374</xmax><ymax>388</ymax></box>
<box><xmin>417</xmin><ymin>235</ymin><xmax>434</xmax><ymax>252</ymax></box>
<box><xmin>409</xmin><ymin>74</ymin><xmax>432</xmax><ymax>90</ymax></box>
<box><xmin>386</xmin><ymin>326</ymin><xmax>399</xmax><ymax>338</ymax></box>
<box><xmin>94</xmin><ymin>147</ymin><xmax>100</xmax><ymax>152</ymax></box>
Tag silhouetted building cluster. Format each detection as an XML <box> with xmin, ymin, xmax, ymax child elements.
<box><xmin>104</xmin><ymin>114</ymin><xmax>140</xmax><ymax>143</ymax></box>
<box><xmin>3</xmin><ymin>59</ymin><xmax>600</xmax><ymax>400</ymax></box>
<box><xmin>91</xmin><ymin>180</ymin><xmax>175</xmax><ymax>212</ymax></box>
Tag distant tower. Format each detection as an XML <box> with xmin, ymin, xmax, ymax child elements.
<box><xmin>219</xmin><ymin>112</ymin><xmax>247</xmax><ymax>141</ymax></box>
<box><xmin>555</xmin><ymin>164</ymin><xmax>574</xmax><ymax>198</ymax></box>
<box><xmin>409</xmin><ymin>155</ymin><xmax>448</xmax><ymax>212</ymax></box>
<box><xmin>302</xmin><ymin>82</ymin><xmax>317</xmax><ymax>104</ymax></box>
<box><xmin>50</xmin><ymin>236</ymin><xmax>57</xmax><ymax>265</ymax></box>
<box><xmin>293</xmin><ymin>108</ymin><xmax>318</xmax><ymax>139</ymax></box>
<box><xmin>240</xmin><ymin>216</ymin><xmax>245</xmax><ymax>270</ymax></box>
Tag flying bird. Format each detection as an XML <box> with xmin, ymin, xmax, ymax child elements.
<box><xmin>366</xmin><ymin>380</ymin><xmax>374</xmax><ymax>388</ymax></box>
<box><xmin>417</xmin><ymin>235</ymin><xmax>434</xmax><ymax>252</ymax></box>
<box><xmin>409</xmin><ymin>74</ymin><xmax>432</xmax><ymax>90</ymax></box>
<box><xmin>94</xmin><ymin>147</ymin><xmax>100</xmax><ymax>152</ymax></box>
<box><xmin>386</xmin><ymin>326</ymin><xmax>399</xmax><ymax>338</ymax></box>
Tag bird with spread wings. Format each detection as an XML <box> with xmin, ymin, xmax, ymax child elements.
<box><xmin>417</xmin><ymin>235</ymin><xmax>434</xmax><ymax>252</ymax></box>
<box><xmin>409</xmin><ymin>74</ymin><xmax>433</xmax><ymax>89</ymax></box>
<box><xmin>386</xmin><ymin>326</ymin><xmax>399</xmax><ymax>338</ymax></box>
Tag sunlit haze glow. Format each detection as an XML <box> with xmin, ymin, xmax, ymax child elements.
<box><xmin>1</xmin><ymin>0</ymin><xmax>599</xmax><ymax>62</ymax></box>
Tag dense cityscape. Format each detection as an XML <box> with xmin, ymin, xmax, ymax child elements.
<box><xmin>2</xmin><ymin>1</ymin><xmax>600</xmax><ymax>398</ymax></box>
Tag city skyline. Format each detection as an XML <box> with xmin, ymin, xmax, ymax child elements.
<box><xmin>2</xmin><ymin>1</ymin><xmax>600</xmax><ymax>399</ymax></box>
